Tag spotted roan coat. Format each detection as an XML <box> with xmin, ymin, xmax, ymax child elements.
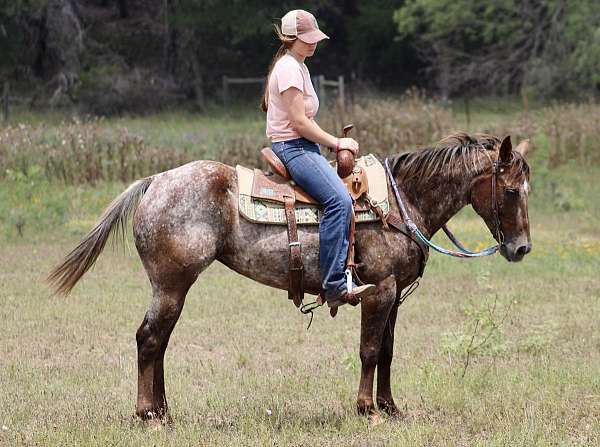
<box><xmin>48</xmin><ymin>133</ymin><xmax>532</xmax><ymax>422</ymax></box>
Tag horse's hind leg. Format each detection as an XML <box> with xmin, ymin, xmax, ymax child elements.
<box><xmin>376</xmin><ymin>300</ymin><xmax>400</xmax><ymax>416</ymax></box>
<box><xmin>135</xmin><ymin>282</ymin><xmax>191</xmax><ymax>421</ymax></box>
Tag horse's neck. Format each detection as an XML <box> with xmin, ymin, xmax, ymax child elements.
<box><xmin>399</xmin><ymin>174</ymin><xmax>473</xmax><ymax>238</ymax></box>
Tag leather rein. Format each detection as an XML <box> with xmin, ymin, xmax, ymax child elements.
<box><xmin>384</xmin><ymin>157</ymin><xmax>507</xmax><ymax>258</ymax></box>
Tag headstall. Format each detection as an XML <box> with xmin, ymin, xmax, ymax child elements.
<box><xmin>384</xmin><ymin>156</ymin><xmax>509</xmax><ymax>258</ymax></box>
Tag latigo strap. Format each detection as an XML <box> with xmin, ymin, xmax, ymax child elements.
<box><xmin>283</xmin><ymin>195</ymin><xmax>303</xmax><ymax>307</ymax></box>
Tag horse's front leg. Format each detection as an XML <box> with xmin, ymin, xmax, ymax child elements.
<box><xmin>357</xmin><ymin>275</ymin><xmax>396</xmax><ymax>416</ymax></box>
<box><xmin>376</xmin><ymin>297</ymin><xmax>400</xmax><ymax>416</ymax></box>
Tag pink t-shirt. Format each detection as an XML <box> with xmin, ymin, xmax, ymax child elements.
<box><xmin>266</xmin><ymin>52</ymin><xmax>319</xmax><ymax>142</ymax></box>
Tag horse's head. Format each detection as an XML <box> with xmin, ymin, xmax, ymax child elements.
<box><xmin>470</xmin><ymin>136</ymin><xmax>532</xmax><ymax>262</ymax></box>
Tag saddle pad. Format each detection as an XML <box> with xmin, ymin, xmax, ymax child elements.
<box><xmin>236</xmin><ymin>153</ymin><xmax>390</xmax><ymax>226</ymax></box>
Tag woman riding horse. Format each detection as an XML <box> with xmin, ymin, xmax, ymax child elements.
<box><xmin>260</xmin><ymin>9</ymin><xmax>376</xmax><ymax>308</ymax></box>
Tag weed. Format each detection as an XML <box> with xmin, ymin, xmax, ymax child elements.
<box><xmin>2</xmin><ymin>97</ymin><xmax>600</xmax><ymax>187</ymax></box>
<box><xmin>0</xmin><ymin>120</ymin><xmax>191</xmax><ymax>184</ymax></box>
<box><xmin>440</xmin><ymin>295</ymin><xmax>513</xmax><ymax>378</ymax></box>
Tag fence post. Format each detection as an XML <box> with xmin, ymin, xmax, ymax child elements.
<box><xmin>190</xmin><ymin>58</ymin><xmax>205</xmax><ymax>112</ymax></box>
<box><xmin>318</xmin><ymin>75</ymin><xmax>326</xmax><ymax>108</ymax></box>
<box><xmin>337</xmin><ymin>75</ymin><xmax>345</xmax><ymax>111</ymax></box>
<box><xmin>222</xmin><ymin>75</ymin><xmax>229</xmax><ymax>106</ymax></box>
<box><xmin>2</xmin><ymin>81</ymin><xmax>9</xmax><ymax>125</ymax></box>
<box><xmin>464</xmin><ymin>96</ymin><xmax>471</xmax><ymax>131</ymax></box>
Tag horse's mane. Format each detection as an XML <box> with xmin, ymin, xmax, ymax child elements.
<box><xmin>388</xmin><ymin>132</ymin><xmax>528</xmax><ymax>186</ymax></box>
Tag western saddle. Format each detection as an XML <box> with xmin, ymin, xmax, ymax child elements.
<box><xmin>257</xmin><ymin>145</ymin><xmax>388</xmax><ymax>309</ymax></box>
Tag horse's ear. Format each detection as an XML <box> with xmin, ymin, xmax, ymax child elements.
<box><xmin>499</xmin><ymin>135</ymin><xmax>512</xmax><ymax>162</ymax></box>
<box><xmin>514</xmin><ymin>139</ymin><xmax>530</xmax><ymax>158</ymax></box>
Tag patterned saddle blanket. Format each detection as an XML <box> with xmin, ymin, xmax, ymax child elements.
<box><xmin>236</xmin><ymin>154</ymin><xmax>390</xmax><ymax>225</ymax></box>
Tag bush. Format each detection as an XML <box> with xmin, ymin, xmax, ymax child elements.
<box><xmin>322</xmin><ymin>89</ymin><xmax>455</xmax><ymax>155</ymax></box>
<box><xmin>543</xmin><ymin>103</ymin><xmax>600</xmax><ymax>168</ymax></box>
<box><xmin>0</xmin><ymin>120</ymin><xmax>190</xmax><ymax>184</ymax></box>
<box><xmin>2</xmin><ymin>96</ymin><xmax>599</xmax><ymax>187</ymax></box>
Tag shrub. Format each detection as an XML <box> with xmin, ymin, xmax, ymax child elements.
<box><xmin>543</xmin><ymin>103</ymin><xmax>600</xmax><ymax>168</ymax></box>
<box><xmin>0</xmin><ymin>120</ymin><xmax>190</xmax><ymax>184</ymax></box>
<box><xmin>322</xmin><ymin>89</ymin><xmax>455</xmax><ymax>156</ymax></box>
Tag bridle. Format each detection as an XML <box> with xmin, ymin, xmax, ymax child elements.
<box><xmin>489</xmin><ymin>158</ymin><xmax>511</xmax><ymax>245</ymax></box>
<box><xmin>384</xmin><ymin>155</ymin><xmax>510</xmax><ymax>258</ymax></box>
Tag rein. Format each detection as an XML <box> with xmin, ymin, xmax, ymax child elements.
<box><xmin>384</xmin><ymin>157</ymin><xmax>503</xmax><ymax>259</ymax></box>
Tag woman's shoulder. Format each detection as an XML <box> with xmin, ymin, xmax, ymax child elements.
<box><xmin>273</xmin><ymin>53</ymin><xmax>302</xmax><ymax>73</ymax></box>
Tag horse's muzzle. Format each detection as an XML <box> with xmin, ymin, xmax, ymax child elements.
<box><xmin>500</xmin><ymin>241</ymin><xmax>532</xmax><ymax>262</ymax></box>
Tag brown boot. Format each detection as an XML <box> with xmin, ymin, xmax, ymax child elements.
<box><xmin>327</xmin><ymin>284</ymin><xmax>376</xmax><ymax>308</ymax></box>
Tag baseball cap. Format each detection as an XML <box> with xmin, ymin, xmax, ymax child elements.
<box><xmin>281</xmin><ymin>10</ymin><xmax>329</xmax><ymax>44</ymax></box>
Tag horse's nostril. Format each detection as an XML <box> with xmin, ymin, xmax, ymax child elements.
<box><xmin>516</xmin><ymin>244</ymin><xmax>531</xmax><ymax>256</ymax></box>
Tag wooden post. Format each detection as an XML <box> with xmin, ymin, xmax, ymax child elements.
<box><xmin>191</xmin><ymin>58</ymin><xmax>205</xmax><ymax>112</ymax></box>
<box><xmin>337</xmin><ymin>75</ymin><xmax>345</xmax><ymax>111</ymax></box>
<box><xmin>2</xmin><ymin>81</ymin><xmax>9</xmax><ymax>125</ymax></box>
<box><xmin>464</xmin><ymin>96</ymin><xmax>470</xmax><ymax>131</ymax></box>
<box><xmin>318</xmin><ymin>75</ymin><xmax>326</xmax><ymax>108</ymax></box>
<box><xmin>222</xmin><ymin>75</ymin><xmax>229</xmax><ymax>105</ymax></box>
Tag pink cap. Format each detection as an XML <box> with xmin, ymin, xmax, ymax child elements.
<box><xmin>281</xmin><ymin>10</ymin><xmax>329</xmax><ymax>44</ymax></box>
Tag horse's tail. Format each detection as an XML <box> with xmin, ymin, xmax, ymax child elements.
<box><xmin>48</xmin><ymin>176</ymin><xmax>154</xmax><ymax>296</ymax></box>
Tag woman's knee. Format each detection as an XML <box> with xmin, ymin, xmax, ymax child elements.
<box><xmin>327</xmin><ymin>189</ymin><xmax>352</xmax><ymax>214</ymax></box>
<box><xmin>341</xmin><ymin>193</ymin><xmax>353</xmax><ymax>214</ymax></box>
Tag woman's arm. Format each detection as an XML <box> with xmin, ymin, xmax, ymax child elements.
<box><xmin>281</xmin><ymin>87</ymin><xmax>358</xmax><ymax>154</ymax></box>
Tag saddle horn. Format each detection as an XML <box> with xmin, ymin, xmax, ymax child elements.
<box><xmin>337</xmin><ymin>123</ymin><xmax>356</xmax><ymax>178</ymax></box>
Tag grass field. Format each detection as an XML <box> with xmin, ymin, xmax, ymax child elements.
<box><xmin>1</xmin><ymin>102</ymin><xmax>600</xmax><ymax>446</ymax></box>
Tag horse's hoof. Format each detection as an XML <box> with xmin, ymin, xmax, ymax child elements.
<box><xmin>368</xmin><ymin>412</ymin><xmax>385</xmax><ymax>427</ymax></box>
<box><xmin>356</xmin><ymin>400</ymin><xmax>375</xmax><ymax>417</ymax></box>
<box><xmin>135</xmin><ymin>409</ymin><xmax>172</xmax><ymax>429</ymax></box>
<box><xmin>330</xmin><ymin>307</ymin><xmax>338</xmax><ymax>318</ymax></box>
<box><xmin>377</xmin><ymin>399</ymin><xmax>401</xmax><ymax>418</ymax></box>
<box><xmin>145</xmin><ymin>418</ymin><xmax>165</xmax><ymax>431</ymax></box>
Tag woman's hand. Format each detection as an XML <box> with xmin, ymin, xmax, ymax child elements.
<box><xmin>337</xmin><ymin>137</ymin><xmax>359</xmax><ymax>157</ymax></box>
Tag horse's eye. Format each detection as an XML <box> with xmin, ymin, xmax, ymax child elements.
<box><xmin>505</xmin><ymin>188</ymin><xmax>519</xmax><ymax>197</ymax></box>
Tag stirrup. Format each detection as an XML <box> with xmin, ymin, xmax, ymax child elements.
<box><xmin>345</xmin><ymin>268</ymin><xmax>353</xmax><ymax>293</ymax></box>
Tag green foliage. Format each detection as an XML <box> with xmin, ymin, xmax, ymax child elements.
<box><xmin>0</xmin><ymin>120</ymin><xmax>191</xmax><ymax>184</ymax></box>
<box><xmin>174</xmin><ymin>0</ymin><xmax>335</xmax><ymax>89</ymax></box>
<box><xmin>0</xmin><ymin>0</ymin><xmax>46</xmax><ymax>16</ymax></box>
<box><xmin>0</xmin><ymin>0</ymin><xmax>47</xmax><ymax>72</ymax></box>
<box><xmin>394</xmin><ymin>0</ymin><xmax>600</xmax><ymax>98</ymax></box>
<box><xmin>440</xmin><ymin>295</ymin><xmax>511</xmax><ymax>377</ymax></box>
<box><xmin>0</xmin><ymin>166</ymin><xmax>68</xmax><ymax>236</ymax></box>
<box><xmin>395</xmin><ymin>0</ymin><xmax>521</xmax><ymax>46</ymax></box>
<box><xmin>347</xmin><ymin>0</ymin><xmax>421</xmax><ymax>86</ymax></box>
<box><xmin>322</xmin><ymin>89</ymin><xmax>454</xmax><ymax>154</ymax></box>
<box><xmin>4</xmin><ymin>0</ymin><xmax>599</xmax><ymax>106</ymax></box>
<box><xmin>4</xmin><ymin>96</ymin><xmax>600</xmax><ymax>190</ymax></box>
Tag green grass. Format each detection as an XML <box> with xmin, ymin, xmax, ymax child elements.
<box><xmin>1</xmin><ymin>102</ymin><xmax>600</xmax><ymax>445</ymax></box>
<box><xmin>1</xmin><ymin>164</ymin><xmax>599</xmax><ymax>446</ymax></box>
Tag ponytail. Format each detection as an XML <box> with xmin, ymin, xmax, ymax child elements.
<box><xmin>260</xmin><ymin>25</ymin><xmax>296</xmax><ymax>112</ymax></box>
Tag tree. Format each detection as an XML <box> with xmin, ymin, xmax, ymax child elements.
<box><xmin>347</xmin><ymin>0</ymin><xmax>422</xmax><ymax>88</ymax></box>
<box><xmin>394</xmin><ymin>0</ymin><xmax>600</xmax><ymax>98</ymax></box>
<box><xmin>170</xmin><ymin>0</ymin><xmax>337</xmax><ymax>103</ymax></box>
<box><xmin>0</xmin><ymin>0</ymin><xmax>47</xmax><ymax>79</ymax></box>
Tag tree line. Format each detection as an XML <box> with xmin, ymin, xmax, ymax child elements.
<box><xmin>0</xmin><ymin>0</ymin><xmax>598</xmax><ymax>114</ymax></box>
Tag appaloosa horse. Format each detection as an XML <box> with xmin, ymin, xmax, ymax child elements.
<box><xmin>48</xmin><ymin>132</ymin><xmax>531</xmax><ymax>421</ymax></box>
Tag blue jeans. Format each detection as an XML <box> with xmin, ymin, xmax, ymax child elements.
<box><xmin>271</xmin><ymin>137</ymin><xmax>353</xmax><ymax>299</ymax></box>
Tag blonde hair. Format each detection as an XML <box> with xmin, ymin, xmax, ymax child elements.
<box><xmin>260</xmin><ymin>25</ymin><xmax>297</xmax><ymax>113</ymax></box>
